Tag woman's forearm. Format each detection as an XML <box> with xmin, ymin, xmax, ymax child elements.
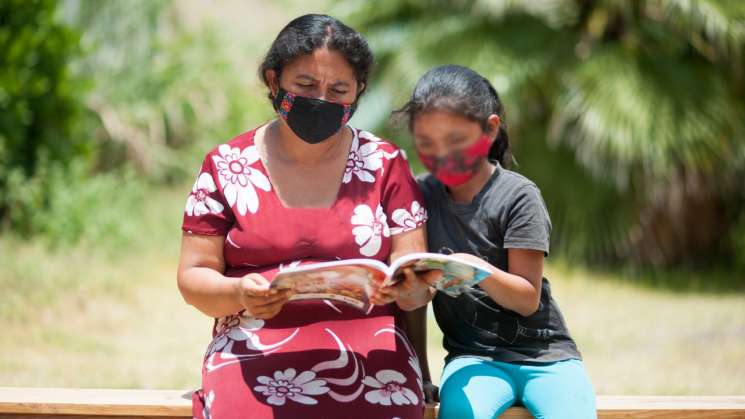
<box><xmin>177</xmin><ymin>267</ymin><xmax>243</xmax><ymax>318</ymax></box>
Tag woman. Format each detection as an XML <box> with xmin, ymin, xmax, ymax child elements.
<box><xmin>177</xmin><ymin>14</ymin><xmax>432</xmax><ymax>419</ymax></box>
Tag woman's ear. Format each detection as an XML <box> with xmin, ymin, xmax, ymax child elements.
<box><xmin>486</xmin><ymin>114</ymin><xmax>501</xmax><ymax>138</ymax></box>
<box><xmin>266</xmin><ymin>70</ymin><xmax>279</xmax><ymax>98</ymax></box>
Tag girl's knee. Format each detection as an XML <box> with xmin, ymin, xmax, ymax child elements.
<box><xmin>439</xmin><ymin>391</ymin><xmax>513</xmax><ymax>419</ymax></box>
<box><xmin>439</xmin><ymin>375</ymin><xmax>515</xmax><ymax>419</ymax></box>
<box><xmin>521</xmin><ymin>361</ymin><xmax>597</xmax><ymax>419</ymax></box>
<box><xmin>525</xmin><ymin>401</ymin><xmax>597</xmax><ymax>419</ymax></box>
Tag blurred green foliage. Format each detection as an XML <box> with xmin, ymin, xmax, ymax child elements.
<box><xmin>0</xmin><ymin>0</ymin><xmax>90</xmax><ymax>232</ymax></box>
<box><xmin>63</xmin><ymin>0</ymin><xmax>269</xmax><ymax>181</ymax></box>
<box><xmin>2</xmin><ymin>0</ymin><xmax>745</xmax><ymax>274</ymax></box>
<box><xmin>0</xmin><ymin>0</ymin><xmax>269</xmax><ymax>246</ymax></box>
<box><xmin>340</xmin><ymin>0</ymin><xmax>745</xmax><ymax>270</ymax></box>
<box><xmin>5</xmin><ymin>158</ymin><xmax>144</xmax><ymax>248</ymax></box>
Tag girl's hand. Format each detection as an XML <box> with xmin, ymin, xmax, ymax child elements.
<box><xmin>234</xmin><ymin>273</ymin><xmax>291</xmax><ymax>319</ymax></box>
<box><xmin>450</xmin><ymin>253</ymin><xmax>495</xmax><ymax>273</ymax></box>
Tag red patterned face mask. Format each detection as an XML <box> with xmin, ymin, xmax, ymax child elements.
<box><xmin>418</xmin><ymin>134</ymin><xmax>493</xmax><ymax>187</ymax></box>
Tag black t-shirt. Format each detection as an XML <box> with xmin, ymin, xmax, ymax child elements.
<box><xmin>418</xmin><ymin>164</ymin><xmax>581</xmax><ymax>364</ymax></box>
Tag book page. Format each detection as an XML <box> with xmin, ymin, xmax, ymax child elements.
<box><xmin>388</xmin><ymin>253</ymin><xmax>492</xmax><ymax>297</ymax></box>
<box><xmin>272</xmin><ymin>263</ymin><xmax>388</xmax><ymax>311</ymax></box>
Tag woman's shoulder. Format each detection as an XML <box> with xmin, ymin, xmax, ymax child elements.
<box><xmin>203</xmin><ymin>127</ymin><xmax>260</xmax><ymax>160</ymax></box>
<box><xmin>355</xmin><ymin>128</ymin><xmax>402</xmax><ymax>153</ymax></box>
<box><xmin>352</xmin><ymin>127</ymin><xmax>412</xmax><ymax>173</ymax></box>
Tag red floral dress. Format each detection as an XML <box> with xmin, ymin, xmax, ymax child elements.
<box><xmin>182</xmin><ymin>126</ymin><xmax>428</xmax><ymax>419</ymax></box>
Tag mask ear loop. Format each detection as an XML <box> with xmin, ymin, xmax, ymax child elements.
<box><xmin>275</xmin><ymin>90</ymin><xmax>295</xmax><ymax>121</ymax></box>
<box><xmin>340</xmin><ymin>104</ymin><xmax>352</xmax><ymax>125</ymax></box>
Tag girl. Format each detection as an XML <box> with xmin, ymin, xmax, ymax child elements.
<box><xmin>398</xmin><ymin>65</ymin><xmax>596</xmax><ymax>419</ymax></box>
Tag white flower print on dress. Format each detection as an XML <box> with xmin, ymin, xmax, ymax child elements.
<box><xmin>205</xmin><ymin>315</ymin><xmax>264</xmax><ymax>358</ymax></box>
<box><xmin>344</xmin><ymin>133</ymin><xmax>383</xmax><ymax>184</ymax></box>
<box><xmin>185</xmin><ymin>172</ymin><xmax>224</xmax><ymax>216</ymax></box>
<box><xmin>344</xmin><ymin>131</ymin><xmax>400</xmax><ymax>184</ymax></box>
<box><xmin>359</xmin><ymin>130</ymin><xmax>401</xmax><ymax>160</ymax></box>
<box><xmin>358</xmin><ymin>130</ymin><xmax>383</xmax><ymax>142</ymax></box>
<box><xmin>254</xmin><ymin>368</ymin><xmax>330</xmax><ymax>406</ymax></box>
<box><xmin>279</xmin><ymin>260</ymin><xmax>302</xmax><ymax>272</ymax></box>
<box><xmin>351</xmin><ymin>204</ymin><xmax>390</xmax><ymax>257</ymax></box>
<box><xmin>205</xmin><ymin>314</ymin><xmax>299</xmax><ymax>373</ymax></box>
<box><xmin>389</xmin><ymin>201</ymin><xmax>427</xmax><ymax>235</ymax></box>
<box><xmin>408</xmin><ymin>356</ymin><xmax>423</xmax><ymax>394</ymax></box>
<box><xmin>212</xmin><ymin>144</ymin><xmax>271</xmax><ymax>215</ymax></box>
<box><xmin>362</xmin><ymin>370</ymin><xmax>419</xmax><ymax>406</ymax></box>
<box><xmin>202</xmin><ymin>390</ymin><xmax>215</xmax><ymax>419</ymax></box>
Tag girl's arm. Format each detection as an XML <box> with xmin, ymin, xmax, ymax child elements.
<box><xmin>177</xmin><ymin>233</ymin><xmax>290</xmax><ymax>319</ymax></box>
<box><xmin>453</xmin><ymin>249</ymin><xmax>543</xmax><ymax>317</ymax></box>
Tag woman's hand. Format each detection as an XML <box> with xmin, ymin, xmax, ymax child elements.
<box><xmin>423</xmin><ymin>379</ymin><xmax>439</xmax><ymax>404</ymax></box>
<box><xmin>371</xmin><ymin>267</ymin><xmax>441</xmax><ymax>310</ymax></box>
<box><xmin>234</xmin><ymin>273</ymin><xmax>291</xmax><ymax>319</ymax></box>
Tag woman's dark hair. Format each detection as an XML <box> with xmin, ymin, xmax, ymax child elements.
<box><xmin>396</xmin><ymin>65</ymin><xmax>512</xmax><ymax>167</ymax></box>
<box><xmin>258</xmin><ymin>14</ymin><xmax>374</xmax><ymax>100</ymax></box>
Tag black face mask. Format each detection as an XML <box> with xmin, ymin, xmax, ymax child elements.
<box><xmin>272</xmin><ymin>87</ymin><xmax>357</xmax><ymax>144</ymax></box>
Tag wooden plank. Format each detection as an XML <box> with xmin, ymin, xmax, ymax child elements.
<box><xmin>597</xmin><ymin>395</ymin><xmax>745</xmax><ymax>418</ymax></box>
<box><xmin>424</xmin><ymin>405</ymin><xmax>531</xmax><ymax>419</ymax></box>
<box><xmin>0</xmin><ymin>416</ymin><xmax>184</xmax><ymax>419</ymax></box>
<box><xmin>1</xmin><ymin>388</ymin><xmax>744</xmax><ymax>418</ymax></box>
<box><xmin>0</xmin><ymin>388</ymin><xmax>191</xmax><ymax>416</ymax></box>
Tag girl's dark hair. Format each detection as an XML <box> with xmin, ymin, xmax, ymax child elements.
<box><xmin>258</xmin><ymin>14</ymin><xmax>374</xmax><ymax>100</ymax></box>
<box><xmin>396</xmin><ymin>65</ymin><xmax>512</xmax><ymax>167</ymax></box>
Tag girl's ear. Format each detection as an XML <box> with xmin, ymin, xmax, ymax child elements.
<box><xmin>356</xmin><ymin>82</ymin><xmax>366</xmax><ymax>99</ymax></box>
<box><xmin>486</xmin><ymin>114</ymin><xmax>501</xmax><ymax>138</ymax></box>
<box><xmin>266</xmin><ymin>70</ymin><xmax>280</xmax><ymax>98</ymax></box>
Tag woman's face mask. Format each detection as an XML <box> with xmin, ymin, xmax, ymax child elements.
<box><xmin>273</xmin><ymin>87</ymin><xmax>357</xmax><ymax>144</ymax></box>
<box><xmin>418</xmin><ymin>134</ymin><xmax>493</xmax><ymax>187</ymax></box>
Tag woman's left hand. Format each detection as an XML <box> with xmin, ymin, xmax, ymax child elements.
<box><xmin>371</xmin><ymin>267</ymin><xmax>441</xmax><ymax>308</ymax></box>
<box><xmin>423</xmin><ymin>379</ymin><xmax>439</xmax><ymax>404</ymax></box>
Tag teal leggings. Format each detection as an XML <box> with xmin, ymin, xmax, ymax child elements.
<box><xmin>438</xmin><ymin>356</ymin><xmax>596</xmax><ymax>419</ymax></box>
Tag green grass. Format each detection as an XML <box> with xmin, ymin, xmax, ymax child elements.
<box><xmin>544</xmin><ymin>262</ymin><xmax>745</xmax><ymax>395</ymax></box>
<box><xmin>2</xmin><ymin>185</ymin><xmax>744</xmax><ymax>394</ymax></box>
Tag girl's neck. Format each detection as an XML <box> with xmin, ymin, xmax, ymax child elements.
<box><xmin>447</xmin><ymin>160</ymin><xmax>496</xmax><ymax>204</ymax></box>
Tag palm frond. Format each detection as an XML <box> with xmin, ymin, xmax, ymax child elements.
<box><xmin>648</xmin><ymin>0</ymin><xmax>745</xmax><ymax>59</ymax></box>
<box><xmin>550</xmin><ymin>46</ymin><xmax>741</xmax><ymax>187</ymax></box>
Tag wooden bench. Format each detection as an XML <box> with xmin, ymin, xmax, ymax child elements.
<box><xmin>1</xmin><ymin>388</ymin><xmax>744</xmax><ymax>418</ymax></box>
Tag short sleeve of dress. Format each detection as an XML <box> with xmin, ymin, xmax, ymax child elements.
<box><xmin>181</xmin><ymin>153</ymin><xmax>235</xmax><ymax>236</ymax></box>
<box><xmin>504</xmin><ymin>184</ymin><xmax>552</xmax><ymax>255</ymax></box>
<box><xmin>382</xmin><ymin>152</ymin><xmax>428</xmax><ymax>235</ymax></box>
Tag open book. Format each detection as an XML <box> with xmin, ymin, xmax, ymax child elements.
<box><xmin>272</xmin><ymin>252</ymin><xmax>492</xmax><ymax>311</ymax></box>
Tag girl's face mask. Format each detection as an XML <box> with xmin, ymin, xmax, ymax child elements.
<box><xmin>273</xmin><ymin>87</ymin><xmax>357</xmax><ymax>144</ymax></box>
<box><xmin>418</xmin><ymin>134</ymin><xmax>493</xmax><ymax>187</ymax></box>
